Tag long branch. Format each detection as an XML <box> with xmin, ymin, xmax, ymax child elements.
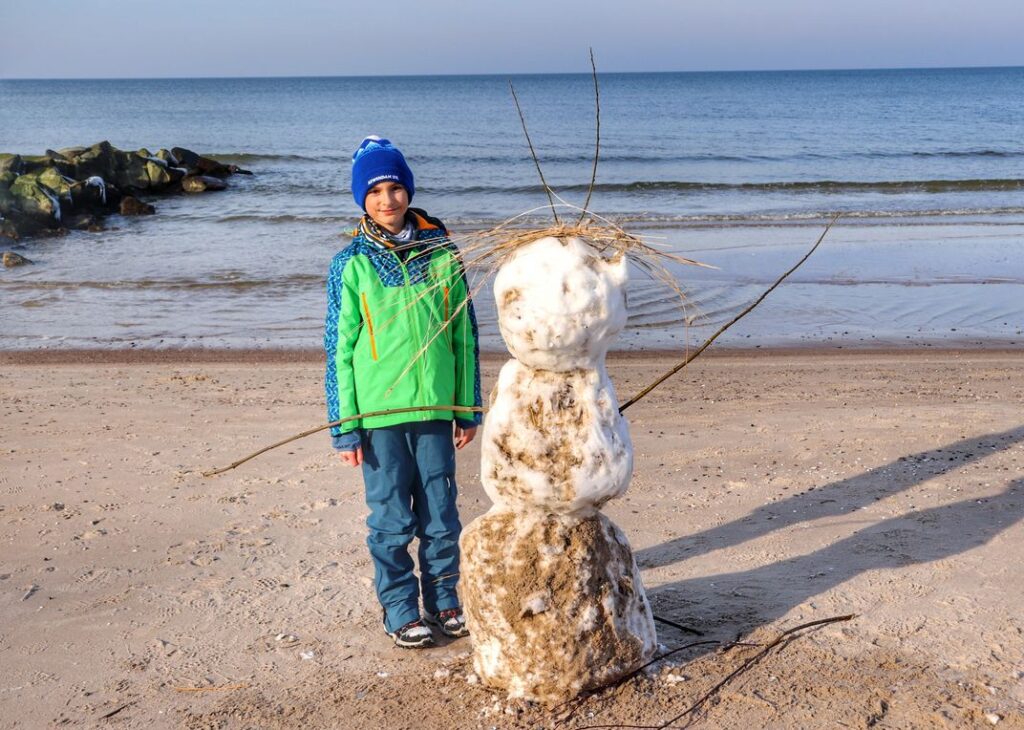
<box><xmin>509</xmin><ymin>80</ymin><xmax>560</xmax><ymax>224</ymax></box>
<box><xmin>202</xmin><ymin>405</ymin><xmax>483</xmax><ymax>477</ymax></box>
<box><xmin>578</xmin><ymin>47</ymin><xmax>601</xmax><ymax>224</ymax></box>
<box><xmin>618</xmin><ymin>214</ymin><xmax>840</xmax><ymax>413</ymax></box>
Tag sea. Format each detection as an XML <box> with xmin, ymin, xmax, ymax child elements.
<box><xmin>1</xmin><ymin>67</ymin><xmax>1023</xmax><ymax>351</ymax></box>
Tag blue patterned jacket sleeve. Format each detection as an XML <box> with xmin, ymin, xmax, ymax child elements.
<box><xmin>324</xmin><ymin>248</ymin><xmax>361</xmax><ymax>437</ymax></box>
<box><xmin>450</xmin><ymin>248</ymin><xmax>483</xmax><ymax>427</ymax></box>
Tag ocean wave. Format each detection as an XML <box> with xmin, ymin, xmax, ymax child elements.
<box><xmin>0</xmin><ymin>275</ymin><xmax>325</xmax><ymax>292</ymax></box>
<box><xmin>202</xmin><ymin>148</ymin><xmax>1024</xmax><ymax>166</ymax></box>
<box><xmin>216</xmin><ymin>213</ymin><xmax>351</xmax><ymax>224</ymax></box>
<box><xmin>448</xmin><ymin>178</ymin><xmax>1024</xmax><ymax>195</ymax></box>
<box><xmin>441</xmin><ymin>207</ymin><xmax>1024</xmax><ymax>228</ymax></box>
<box><xmin>203</xmin><ymin>152</ymin><xmax>332</xmax><ymax>163</ymax></box>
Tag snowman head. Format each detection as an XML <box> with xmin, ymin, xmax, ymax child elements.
<box><xmin>494</xmin><ymin>236</ymin><xmax>629</xmax><ymax>371</ymax></box>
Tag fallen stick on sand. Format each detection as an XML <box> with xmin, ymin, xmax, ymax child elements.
<box><xmin>575</xmin><ymin>613</ymin><xmax>857</xmax><ymax>730</ymax></box>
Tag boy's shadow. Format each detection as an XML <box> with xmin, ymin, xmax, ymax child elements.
<box><xmin>636</xmin><ymin>425</ymin><xmax>1024</xmax><ymax>639</ymax></box>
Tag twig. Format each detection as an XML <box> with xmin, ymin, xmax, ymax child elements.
<box><xmin>509</xmin><ymin>80</ymin><xmax>560</xmax><ymax>224</ymax></box>
<box><xmin>576</xmin><ymin>613</ymin><xmax>857</xmax><ymax>730</ymax></box>
<box><xmin>652</xmin><ymin>614</ymin><xmax>703</xmax><ymax>636</ymax></box>
<box><xmin>619</xmin><ymin>214</ymin><xmax>840</xmax><ymax>413</ymax></box>
<box><xmin>554</xmin><ymin>640</ymin><xmax>721</xmax><ymax>726</ymax></box>
<box><xmin>174</xmin><ymin>683</ymin><xmax>249</xmax><ymax>693</ymax></box>
<box><xmin>98</xmin><ymin>700</ymin><xmax>136</xmax><ymax>720</ymax></box>
<box><xmin>202</xmin><ymin>404</ymin><xmax>483</xmax><ymax>476</ymax></box>
<box><xmin>579</xmin><ymin>47</ymin><xmax>601</xmax><ymax>224</ymax></box>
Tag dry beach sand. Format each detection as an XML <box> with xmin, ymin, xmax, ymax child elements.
<box><xmin>1</xmin><ymin>348</ymin><xmax>1023</xmax><ymax>729</ymax></box>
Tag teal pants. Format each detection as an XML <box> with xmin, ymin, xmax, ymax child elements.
<box><xmin>360</xmin><ymin>420</ymin><xmax>462</xmax><ymax>633</ymax></box>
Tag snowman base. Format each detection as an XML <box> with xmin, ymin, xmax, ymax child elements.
<box><xmin>460</xmin><ymin>510</ymin><xmax>657</xmax><ymax>704</ymax></box>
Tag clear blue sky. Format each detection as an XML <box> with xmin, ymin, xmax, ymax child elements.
<box><xmin>1</xmin><ymin>0</ymin><xmax>1022</xmax><ymax>79</ymax></box>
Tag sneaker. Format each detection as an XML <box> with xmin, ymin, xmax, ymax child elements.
<box><xmin>388</xmin><ymin>618</ymin><xmax>435</xmax><ymax>649</ymax></box>
<box><xmin>425</xmin><ymin>608</ymin><xmax>470</xmax><ymax>638</ymax></box>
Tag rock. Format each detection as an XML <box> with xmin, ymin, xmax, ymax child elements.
<box><xmin>2</xmin><ymin>143</ymin><xmax>246</xmax><ymax>241</ymax></box>
<box><xmin>0</xmin><ymin>154</ymin><xmax>23</xmax><ymax>175</ymax></box>
<box><xmin>10</xmin><ymin>174</ymin><xmax>61</xmax><ymax>223</ymax></box>
<box><xmin>0</xmin><ymin>219</ymin><xmax>19</xmax><ymax>240</ymax></box>
<box><xmin>19</xmin><ymin>155</ymin><xmax>54</xmax><ymax>175</ymax></box>
<box><xmin>3</xmin><ymin>251</ymin><xmax>34</xmax><ymax>267</ymax></box>
<box><xmin>65</xmin><ymin>212</ymin><xmax>102</xmax><ymax>231</ymax></box>
<box><xmin>120</xmin><ymin>196</ymin><xmax>155</xmax><ymax>215</ymax></box>
<box><xmin>72</xmin><ymin>141</ymin><xmax>118</xmax><ymax>181</ymax></box>
<box><xmin>193</xmin><ymin>156</ymin><xmax>233</xmax><ymax>177</ymax></box>
<box><xmin>170</xmin><ymin>146</ymin><xmax>201</xmax><ymax>169</ymax></box>
<box><xmin>0</xmin><ymin>181</ymin><xmax>17</xmax><ymax>215</ymax></box>
<box><xmin>155</xmin><ymin>148</ymin><xmax>179</xmax><ymax>167</ymax></box>
<box><xmin>181</xmin><ymin>175</ymin><xmax>227</xmax><ymax>193</ymax></box>
<box><xmin>145</xmin><ymin>159</ymin><xmax>174</xmax><ymax>187</ymax></box>
<box><xmin>36</xmin><ymin>166</ymin><xmax>74</xmax><ymax>200</ymax></box>
<box><xmin>1</xmin><ymin>210</ymin><xmax>51</xmax><ymax>239</ymax></box>
<box><xmin>114</xmin><ymin>153</ymin><xmax>154</xmax><ymax>191</ymax></box>
<box><xmin>460</xmin><ymin>511</ymin><xmax>655</xmax><ymax>704</ymax></box>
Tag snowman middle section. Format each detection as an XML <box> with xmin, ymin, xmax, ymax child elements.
<box><xmin>481</xmin><ymin>359</ymin><xmax>632</xmax><ymax>515</ymax></box>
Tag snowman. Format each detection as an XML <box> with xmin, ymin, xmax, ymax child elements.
<box><xmin>459</xmin><ymin>235</ymin><xmax>657</xmax><ymax>704</ymax></box>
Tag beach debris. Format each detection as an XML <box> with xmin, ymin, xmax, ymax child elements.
<box><xmin>97</xmin><ymin>700</ymin><xmax>136</xmax><ymax>720</ymax></box>
<box><xmin>154</xmin><ymin>638</ymin><xmax>178</xmax><ymax>656</ymax></box>
<box><xmin>274</xmin><ymin>632</ymin><xmax>298</xmax><ymax>645</ymax></box>
<box><xmin>986</xmin><ymin>713</ymin><xmax>1002</xmax><ymax>725</ymax></box>
<box><xmin>299</xmin><ymin>650</ymin><xmax>316</xmax><ymax>660</ymax></box>
<box><xmin>0</xmin><ymin>141</ymin><xmax>250</xmax><ymax>241</ymax></box>
<box><xmin>21</xmin><ymin>584</ymin><xmax>39</xmax><ymax>601</ymax></box>
<box><xmin>119</xmin><ymin>196</ymin><xmax>155</xmax><ymax>216</ymax></box>
<box><xmin>460</xmin><ymin>236</ymin><xmax>656</xmax><ymax>704</ymax></box>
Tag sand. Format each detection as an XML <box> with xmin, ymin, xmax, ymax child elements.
<box><xmin>1</xmin><ymin>348</ymin><xmax>1022</xmax><ymax>729</ymax></box>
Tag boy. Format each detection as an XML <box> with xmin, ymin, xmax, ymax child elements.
<box><xmin>324</xmin><ymin>136</ymin><xmax>482</xmax><ymax>648</ymax></box>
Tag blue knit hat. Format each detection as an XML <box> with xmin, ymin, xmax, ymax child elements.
<box><xmin>350</xmin><ymin>136</ymin><xmax>415</xmax><ymax>210</ymax></box>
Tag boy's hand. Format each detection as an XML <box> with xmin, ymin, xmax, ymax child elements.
<box><xmin>338</xmin><ymin>447</ymin><xmax>363</xmax><ymax>467</ymax></box>
<box><xmin>454</xmin><ymin>425</ymin><xmax>477</xmax><ymax>450</ymax></box>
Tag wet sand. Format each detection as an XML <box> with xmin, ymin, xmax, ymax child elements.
<box><xmin>1</xmin><ymin>349</ymin><xmax>1022</xmax><ymax>728</ymax></box>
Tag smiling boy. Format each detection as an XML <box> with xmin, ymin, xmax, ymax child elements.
<box><xmin>324</xmin><ymin>136</ymin><xmax>482</xmax><ymax>648</ymax></box>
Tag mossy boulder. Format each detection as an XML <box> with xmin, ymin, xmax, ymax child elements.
<box><xmin>0</xmin><ymin>154</ymin><xmax>23</xmax><ymax>175</ymax></box>
<box><xmin>72</xmin><ymin>141</ymin><xmax>118</xmax><ymax>180</ymax></box>
<box><xmin>36</xmin><ymin>167</ymin><xmax>74</xmax><ymax>200</ymax></box>
<box><xmin>155</xmin><ymin>148</ymin><xmax>180</xmax><ymax>167</ymax></box>
<box><xmin>10</xmin><ymin>174</ymin><xmax>61</xmax><ymax>222</ymax></box>
<box><xmin>3</xmin><ymin>251</ymin><xmax>34</xmax><ymax>267</ymax></box>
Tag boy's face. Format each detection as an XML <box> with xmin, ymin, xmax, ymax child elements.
<box><xmin>365</xmin><ymin>181</ymin><xmax>410</xmax><ymax>234</ymax></box>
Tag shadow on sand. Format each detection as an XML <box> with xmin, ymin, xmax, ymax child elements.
<box><xmin>637</xmin><ymin>425</ymin><xmax>1024</xmax><ymax>640</ymax></box>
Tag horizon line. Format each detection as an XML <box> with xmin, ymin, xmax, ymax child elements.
<box><xmin>2</xmin><ymin>63</ymin><xmax>1022</xmax><ymax>83</ymax></box>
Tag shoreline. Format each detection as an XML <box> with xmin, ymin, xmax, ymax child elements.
<box><xmin>1</xmin><ymin>341</ymin><xmax>1021</xmax><ymax>365</ymax></box>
